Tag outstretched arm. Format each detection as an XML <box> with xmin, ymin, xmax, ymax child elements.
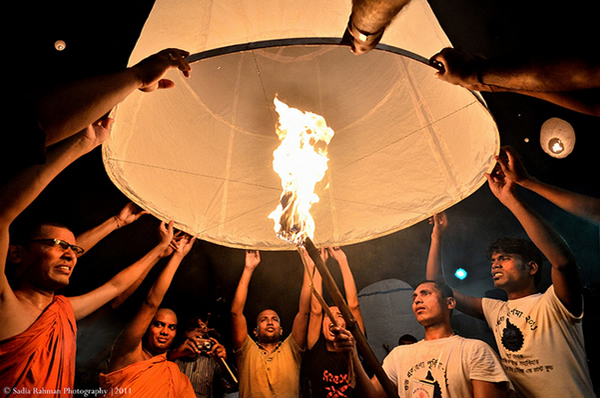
<box><xmin>486</xmin><ymin>169</ymin><xmax>582</xmax><ymax>315</ymax></box>
<box><xmin>34</xmin><ymin>49</ymin><xmax>191</xmax><ymax>147</ymax></box>
<box><xmin>68</xmin><ymin>221</ymin><xmax>175</xmax><ymax>320</ymax></box>
<box><xmin>108</xmin><ymin>233</ymin><xmax>195</xmax><ymax>371</ymax></box>
<box><xmin>425</xmin><ymin>212</ymin><xmax>484</xmax><ymax>319</ymax></box>
<box><xmin>76</xmin><ymin>202</ymin><xmax>149</xmax><ymax>255</ymax></box>
<box><xmin>1</xmin><ymin>120</ymin><xmax>110</xmax><ymax>299</ymax></box>
<box><xmin>306</xmin><ymin>248</ymin><xmax>325</xmax><ymax>349</ymax></box>
<box><xmin>328</xmin><ymin>247</ymin><xmax>365</xmax><ymax>333</ymax></box>
<box><xmin>430</xmin><ymin>47</ymin><xmax>600</xmax><ymax>116</ymax></box>
<box><xmin>291</xmin><ymin>251</ymin><xmax>313</xmax><ymax>349</ymax></box>
<box><xmin>346</xmin><ymin>0</ymin><xmax>412</xmax><ymax>55</ymax></box>
<box><xmin>425</xmin><ymin>213</ymin><xmax>448</xmax><ymax>282</ymax></box>
<box><xmin>231</xmin><ymin>250</ymin><xmax>260</xmax><ymax>350</ymax></box>
<box><xmin>77</xmin><ymin>232</ymin><xmax>179</xmax><ymax>327</ymax></box>
<box><xmin>497</xmin><ymin>146</ymin><xmax>600</xmax><ymax>224</ymax></box>
<box><xmin>333</xmin><ymin>327</ymin><xmax>387</xmax><ymax>398</ymax></box>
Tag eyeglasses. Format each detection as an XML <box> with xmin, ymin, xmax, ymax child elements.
<box><xmin>28</xmin><ymin>239</ymin><xmax>85</xmax><ymax>255</ymax></box>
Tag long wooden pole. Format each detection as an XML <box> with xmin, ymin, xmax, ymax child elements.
<box><xmin>303</xmin><ymin>237</ymin><xmax>399</xmax><ymax>398</ymax></box>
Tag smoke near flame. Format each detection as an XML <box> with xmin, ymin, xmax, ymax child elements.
<box><xmin>269</xmin><ymin>97</ymin><xmax>334</xmax><ymax>245</ymax></box>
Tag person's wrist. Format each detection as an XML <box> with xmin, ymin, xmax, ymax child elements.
<box><xmin>347</xmin><ymin>15</ymin><xmax>385</xmax><ymax>44</ymax></box>
<box><xmin>113</xmin><ymin>215</ymin><xmax>123</xmax><ymax>229</ymax></box>
<box><xmin>516</xmin><ymin>176</ymin><xmax>536</xmax><ymax>188</ymax></box>
<box><xmin>126</xmin><ymin>66</ymin><xmax>147</xmax><ymax>90</ymax></box>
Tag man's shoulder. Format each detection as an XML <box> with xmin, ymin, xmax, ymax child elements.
<box><xmin>0</xmin><ymin>293</ymin><xmax>74</xmax><ymax>342</ymax></box>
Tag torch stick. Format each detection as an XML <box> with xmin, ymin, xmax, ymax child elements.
<box><xmin>297</xmin><ymin>246</ymin><xmax>356</xmax><ymax>387</ymax></box>
<box><xmin>303</xmin><ymin>237</ymin><xmax>399</xmax><ymax>398</ymax></box>
<box><xmin>218</xmin><ymin>356</ymin><xmax>238</xmax><ymax>384</ymax></box>
<box><xmin>296</xmin><ymin>247</ymin><xmax>339</xmax><ymax>326</ymax></box>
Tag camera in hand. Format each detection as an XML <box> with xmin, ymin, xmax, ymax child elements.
<box><xmin>198</xmin><ymin>339</ymin><xmax>214</xmax><ymax>355</ymax></box>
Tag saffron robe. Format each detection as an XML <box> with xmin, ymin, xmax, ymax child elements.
<box><xmin>100</xmin><ymin>353</ymin><xmax>195</xmax><ymax>398</ymax></box>
<box><xmin>0</xmin><ymin>295</ymin><xmax>77</xmax><ymax>398</ymax></box>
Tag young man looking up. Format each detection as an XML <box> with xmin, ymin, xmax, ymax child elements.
<box><xmin>333</xmin><ymin>280</ymin><xmax>510</xmax><ymax>397</ymax></box>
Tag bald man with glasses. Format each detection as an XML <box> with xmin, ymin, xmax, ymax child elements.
<box><xmin>0</xmin><ymin>122</ymin><xmax>179</xmax><ymax>397</ymax></box>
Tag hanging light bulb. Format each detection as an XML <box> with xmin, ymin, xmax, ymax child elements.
<box><xmin>540</xmin><ymin>117</ymin><xmax>575</xmax><ymax>159</ymax></box>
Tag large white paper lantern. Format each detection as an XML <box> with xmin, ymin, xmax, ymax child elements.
<box><xmin>103</xmin><ymin>0</ymin><xmax>500</xmax><ymax>250</ymax></box>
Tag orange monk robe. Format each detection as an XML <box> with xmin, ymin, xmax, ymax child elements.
<box><xmin>0</xmin><ymin>295</ymin><xmax>77</xmax><ymax>398</ymax></box>
<box><xmin>99</xmin><ymin>354</ymin><xmax>195</xmax><ymax>398</ymax></box>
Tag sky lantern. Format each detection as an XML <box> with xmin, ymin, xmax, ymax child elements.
<box><xmin>103</xmin><ymin>0</ymin><xmax>499</xmax><ymax>251</ymax></box>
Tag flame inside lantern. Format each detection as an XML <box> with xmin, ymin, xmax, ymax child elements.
<box><xmin>268</xmin><ymin>97</ymin><xmax>335</xmax><ymax>245</ymax></box>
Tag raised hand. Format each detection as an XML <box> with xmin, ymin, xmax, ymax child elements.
<box><xmin>430</xmin><ymin>47</ymin><xmax>487</xmax><ymax>90</ymax></box>
<box><xmin>158</xmin><ymin>220</ymin><xmax>175</xmax><ymax>248</ymax></box>
<box><xmin>79</xmin><ymin>117</ymin><xmax>113</xmax><ymax>148</ymax></box>
<box><xmin>173</xmin><ymin>233</ymin><xmax>196</xmax><ymax>257</ymax></box>
<box><xmin>331</xmin><ymin>326</ymin><xmax>356</xmax><ymax>354</ymax></box>
<box><xmin>485</xmin><ymin>169</ymin><xmax>517</xmax><ymax>206</ymax></box>
<box><xmin>327</xmin><ymin>246</ymin><xmax>347</xmax><ymax>263</ymax></box>
<box><xmin>209</xmin><ymin>339</ymin><xmax>227</xmax><ymax>360</ymax></box>
<box><xmin>429</xmin><ymin>212</ymin><xmax>449</xmax><ymax>240</ymax></box>
<box><xmin>131</xmin><ymin>48</ymin><xmax>191</xmax><ymax>93</ymax></box>
<box><xmin>495</xmin><ymin>146</ymin><xmax>532</xmax><ymax>185</ymax></box>
<box><xmin>244</xmin><ymin>249</ymin><xmax>261</xmax><ymax>270</ymax></box>
<box><xmin>115</xmin><ymin>202</ymin><xmax>149</xmax><ymax>228</ymax></box>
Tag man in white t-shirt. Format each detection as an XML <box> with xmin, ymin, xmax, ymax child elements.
<box><xmin>333</xmin><ymin>280</ymin><xmax>511</xmax><ymax>398</ymax></box>
<box><xmin>425</xmin><ymin>149</ymin><xmax>594</xmax><ymax>397</ymax></box>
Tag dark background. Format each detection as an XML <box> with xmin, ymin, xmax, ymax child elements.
<box><xmin>6</xmin><ymin>0</ymin><xmax>600</xmax><ymax>389</ymax></box>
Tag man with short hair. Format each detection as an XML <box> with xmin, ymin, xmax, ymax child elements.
<box><xmin>301</xmin><ymin>246</ymin><xmax>365</xmax><ymax>398</ymax></box>
<box><xmin>425</xmin><ymin>161</ymin><xmax>595</xmax><ymax>397</ymax></box>
<box><xmin>333</xmin><ymin>280</ymin><xmax>510</xmax><ymax>397</ymax></box>
<box><xmin>0</xmin><ymin>122</ymin><xmax>173</xmax><ymax>398</ymax></box>
<box><xmin>100</xmin><ymin>234</ymin><xmax>196</xmax><ymax>397</ymax></box>
<box><xmin>168</xmin><ymin>315</ymin><xmax>237</xmax><ymax>398</ymax></box>
<box><xmin>230</xmin><ymin>249</ymin><xmax>311</xmax><ymax>398</ymax></box>
<box><xmin>0</xmin><ymin>48</ymin><xmax>191</xmax><ymax>395</ymax></box>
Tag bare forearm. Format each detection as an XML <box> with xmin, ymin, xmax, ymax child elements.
<box><xmin>144</xmin><ymin>253</ymin><xmax>185</xmax><ymax>309</ymax></box>
<box><xmin>0</xmin><ymin>133</ymin><xmax>96</xmax><ymax>225</ymax></box>
<box><xmin>292</xmin><ymin>269</ymin><xmax>312</xmax><ymax>347</ymax></box>
<box><xmin>76</xmin><ymin>216</ymin><xmax>121</xmax><ymax>254</ymax></box>
<box><xmin>480</xmin><ymin>55</ymin><xmax>600</xmax><ymax>93</ymax></box>
<box><xmin>299</xmin><ymin>269</ymin><xmax>312</xmax><ymax>317</ymax></box>
<box><xmin>504</xmin><ymin>195</ymin><xmax>574</xmax><ymax>267</ymax></box>
<box><xmin>338</xmin><ymin>259</ymin><xmax>359</xmax><ymax>306</ymax></box>
<box><xmin>338</xmin><ymin>259</ymin><xmax>365</xmax><ymax>332</ymax></box>
<box><xmin>231</xmin><ymin>268</ymin><xmax>255</xmax><ymax>348</ymax></box>
<box><xmin>108</xmin><ymin>244</ymin><xmax>168</xmax><ymax>296</ymax></box>
<box><xmin>35</xmin><ymin>69</ymin><xmax>141</xmax><ymax>145</ymax></box>
<box><xmin>351</xmin><ymin>350</ymin><xmax>386</xmax><ymax>398</ymax></box>
<box><xmin>425</xmin><ymin>235</ymin><xmax>445</xmax><ymax>282</ymax></box>
<box><xmin>519</xmin><ymin>178</ymin><xmax>600</xmax><ymax>223</ymax></box>
<box><xmin>231</xmin><ymin>269</ymin><xmax>254</xmax><ymax>316</ymax></box>
<box><xmin>310</xmin><ymin>269</ymin><xmax>323</xmax><ymax>314</ymax></box>
<box><xmin>351</xmin><ymin>0</ymin><xmax>411</xmax><ymax>33</ymax></box>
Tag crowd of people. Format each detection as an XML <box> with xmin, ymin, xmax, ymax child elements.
<box><xmin>1</xmin><ymin>0</ymin><xmax>598</xmax><ymax>397</ymax></box>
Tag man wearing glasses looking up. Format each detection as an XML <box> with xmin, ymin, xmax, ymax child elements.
<box><xmin>0</xmin><ymin>123</ymin><xmax>179</xmax><ymax>398</ymax></box>
<box><xmin>0</xmin><ymin>47</ymin><xmax>192</xmax><ymax>398</ymax></box>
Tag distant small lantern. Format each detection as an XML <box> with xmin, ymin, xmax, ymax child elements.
<box><xmin>54</xmin><ymin>40</ymin><xmax>66</xmax><ymax>51</ymax></box>
<box><xmin>540</xmin><ymin>118</ymin><xmax>575</xmax><ymax>159</ymax></box>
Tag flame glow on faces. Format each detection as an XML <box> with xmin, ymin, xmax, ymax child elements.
<box><xmin>269</xmin><ymin>98</ymin><xmax>334</xmax><ymax>245</ymax></box>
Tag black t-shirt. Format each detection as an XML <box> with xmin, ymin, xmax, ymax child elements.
<box><xmin>300</xmin><ymin>336</ymin><xmax>356</xmax><ymax>398</ymax></box>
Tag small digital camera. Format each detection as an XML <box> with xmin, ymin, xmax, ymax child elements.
<box><xmin>198</xmin><ymin>339</ymin><xmax>214</xmax><ymax>355</ymax></box>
